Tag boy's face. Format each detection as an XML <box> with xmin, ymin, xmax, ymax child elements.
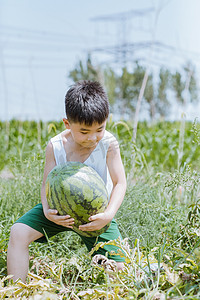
<box><xmin>63</xmin><ymin>119</ymin><xmax>107</xmax><ymax>148</ymax></box>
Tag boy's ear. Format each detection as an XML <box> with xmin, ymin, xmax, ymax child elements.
<box><xmin>63</xmin><ymin>118</ymin><xmax>70</xmax><ymax>129</ymax></box>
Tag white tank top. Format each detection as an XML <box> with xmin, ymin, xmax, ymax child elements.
<box><xmin>50</xmin><ymin>130</ymin><xmax>114</xmax><ymax>197</ymax></box>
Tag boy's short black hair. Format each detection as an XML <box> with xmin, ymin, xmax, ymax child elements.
<box><xmin>65</xmin><ymin>80</ymin><xmax>109</xmax><ymax>125</ymax></box>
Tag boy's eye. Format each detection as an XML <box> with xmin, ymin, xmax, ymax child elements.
<box><xmin>80</xmin><ymin>130</ymin><xmax>103</xmax><ymax>134</ymax></box>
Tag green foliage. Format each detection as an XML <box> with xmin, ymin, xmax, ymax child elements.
<box><xmin>104</xmin><ymin>67</ymin><xmax>117</xmax><ymax>106</ymax></box>
<box><xmin>137</xmin><ymin>121</ymin><xmax>200</xmax><ymax>172</ymax></box>
<box><xmin>172</xmin><ymin>71</ymin><xmax>185</xmax><ymax>103</ymax></box>
<box><xmin>68</xmin><ymin>57</ymin><xmax>199</xmax><ymax>121</ymax></box>
<box><xmin>1</xmin><ymin>119</ymin><xmax>200</xmax><ymax>298</ymax></box>
<box><xmin>69</xmin><ymin>54</ymin><xmax>102</xmax><ymax>83</ymax></box>
<box><xmin>157</xmin><ymin>68</ymin><xmax>171</xmax><ymax>117</ymax></box>
<box><xmin>144</xmin><ymin>73</ymin><xmax>154</xmax><ymax>118</ymax></box>
<box><xmin>117</xmin><ymin>180</ymin><xmax>185</xmax><ymax>249</ymax></box>
<box><xmin>0</xmin><ymin>119</ymin><xmax>65</xmax><ymax>171</ymax></box>
<box><xmin>184</xmin><ymin>62</ymin><xmax>198</xmax><ymax>102</ymax></box>
<box><xmin>106</xmin><ymin>118</ymin><xmax>200</xmax><ymax>174</ymax></box>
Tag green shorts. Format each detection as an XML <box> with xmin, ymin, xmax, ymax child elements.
<box><xmin>15</xmin><ymin>203</ymin><xmax>125</xmax><ymax>262</ymax></box>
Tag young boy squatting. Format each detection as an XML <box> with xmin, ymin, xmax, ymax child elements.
<box><xmin>7</xmin><ymin>80</ymin><xmax>127</xmax><ymax>282</ymax></box>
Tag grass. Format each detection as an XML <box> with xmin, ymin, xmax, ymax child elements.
<box><xmin>0</xmin><ymin>120</ymin><xmax>200</xmax><ymax>298</ymax></box>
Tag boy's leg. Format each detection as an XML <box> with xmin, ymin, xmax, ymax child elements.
<box><xmin>7</xmin><ymin>203</ymin><xmax>72</xmax><ymax>282</ymax></box>
<box><xmin>80</xmin><ymin>219</ymin><xmax>125</xmax><ymax>270</ymax></box>
<box><xmin>115</xmin><ymin>261</ymin><xmax>124</xmax><ymax>270</ymax></box>
<box><xmin>7</xmin><ymin>223</ymin><xmax>44</xmax><ymax>282</ymax></box>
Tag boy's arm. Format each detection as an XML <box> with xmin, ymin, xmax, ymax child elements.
<box><xmin>104</xmin><ymin>138</ymin><xmax>127</xmax><ymax>218</ymax></box>
<box><xmin>41</xmin><ymin>141</ymin><xmax>74</xmax><ymax>228</ymax></box>
<box><xmin>79</xmin><ymin>137</ymin><xmax>126</xmax><ymax>232</ymax></box>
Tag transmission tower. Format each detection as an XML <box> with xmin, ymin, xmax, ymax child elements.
<box><xmin>90</xmin><ymin>7</ymin><xmax>155</xmax><ymax>66</ymax></box>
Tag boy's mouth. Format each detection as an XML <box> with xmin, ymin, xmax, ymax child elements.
<box><xmin>83</xmin><ymin>142</ymin><xmax>97</xmax><ymax>148</ymax></box>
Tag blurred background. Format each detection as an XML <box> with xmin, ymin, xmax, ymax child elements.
<box><xmin>0</xmin><ymin>0</ymin><xmax>200</xmax><ymax>122</ymax></box>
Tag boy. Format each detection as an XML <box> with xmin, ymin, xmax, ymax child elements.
<box><xmin>7</xmin><ymin>80</ymin><xmax>127</xmax><ymax>282</ymax></box>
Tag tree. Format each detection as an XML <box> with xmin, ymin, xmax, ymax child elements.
<box><xmin>172</xmin><ymin>71</ymin><xmax>185</xmax><ymax>104</ymax></box>
<box><xmin>156</xmin><ymin>68</ymin><xmax>171</xmax><ymax>118</ymax></box>
<box><xmin>144</xmin><ymin>73</ymin><xmax>154</xmax><ymax>119</ymax></box>
<box><xmin>68</xmin><ymin>57</ymin><xmax>199</xmax><ymax>121</ymax></box>
<box><xmin>69</xmin><ymin>55</ymin><xmax>102</xmax><ymax>83</ymax></box>
<box><xmin>171</xmin><ymin>62</ymin><xmax>198</xmax><ymax>107</ymax></box>
<box><xmin>116</xmin><ymin>63</ymin><xmax>152</xmax><ymax>118</ymax></box>
<box><xmin>118</xmin><ymin>66</ymin><xmax>137</xmax><ymax>116</ymax></box>
<box><xmin>184</xmin><ymin>62</ymin><xmax>198</xmax><ymax>104</ymax></box>
<box><xmin>103</xmin><ymin>67</ymin><xmax>118</xmax><ymax>107</ymax></box>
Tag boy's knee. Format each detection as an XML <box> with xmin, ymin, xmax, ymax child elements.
<box><xmin>9</xmin><ymin>223</ymin><xmax>31</xmax><ymax>247</ymax></box>
<box><xmin>116</xmin><ymin>262</ymin><xmax>124</xmax><ymax>271</ymax></box>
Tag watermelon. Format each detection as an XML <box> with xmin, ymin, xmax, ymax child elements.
<box><xmin>45</xmin><ymin>162</ymin><xmax>110</xmax><ymax>237</ymax></box>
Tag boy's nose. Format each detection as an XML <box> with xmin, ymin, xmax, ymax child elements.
<box><xmin>87</xmin><ymin>134</ymin><xmax>97</xmax><ymax>141</ymax></box>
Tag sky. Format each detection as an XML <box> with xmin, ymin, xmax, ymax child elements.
<box><xmin>1</xmin><ymin>0</ymin><xmax>200</xmax><ymax>122</ymax></box>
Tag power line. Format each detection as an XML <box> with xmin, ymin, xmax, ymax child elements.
<box><xmin>0</xmin><ymin>25</ymin><xmax>86</xmax><ymax>42</ymax></box>
<box><xmin>90</xmin><ymin>8</ymin><xmax>155</xmax><ymax>66</ymax></box>
<box><xmin>90</xmin><ymin>8</ymin><xmax>200</xmax><ymax>70</ymax></box>
<box><xmin>90</xmin><ymin>7</ymin><xmax>155</xmax><ymax>21</ymax></box>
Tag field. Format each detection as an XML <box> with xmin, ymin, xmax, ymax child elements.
<box><xmin>0</xmin><ymin>118</ymin><xmax>200</xmax><ymax>299</ymax></box>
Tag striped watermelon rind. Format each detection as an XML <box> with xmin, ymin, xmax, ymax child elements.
<box><xmin>45</xmin><ymin>162</ymin><xmax>110</xmax><ymax>237</ymax></box>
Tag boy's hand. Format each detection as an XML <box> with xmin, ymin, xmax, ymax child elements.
<box><xmin>45</xmin><ymin>209</ymin><xmax>74</xmax><ymax>228</ymax></box>
<box><xmin>79</xmin><ymin>212</ymin><xmax>111</xmax><ymax>232</ymax></box>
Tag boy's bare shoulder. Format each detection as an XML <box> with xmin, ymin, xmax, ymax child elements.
<box><xmin>104</xmin><ymin>130</ymin><xmax>117</xmax><ymax>142</ymax></box>
<box><xmin>50</xmin><ymin>130</ymin><xmax>69</xmax><ymax>142</ymax></box>
<box><xmin>105</xmin><ymin>130</ymin><xmax>120</xmax><ymax>154</ymax></box>
<box><xmin>45</xmin><ymin>140</ymin><xmax>54</xmax><ymax>156</ymax></box>
<box><xmin>46</xmin><ymin>130</ymin><xmax>70</xmax><ymax>156</ymax></box>
<box><xmin>61</xmin><ymin>129</ymin><xmax>70</xmax><ymax>142</ymax></box>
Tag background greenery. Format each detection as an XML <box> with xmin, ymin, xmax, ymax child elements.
<box><xmin>0</xmin><ymin>119</ymin><xmax>200</xmax><ymax>299</ymax></box>
<box><xmin>69</xmin><ymin>56</ymin><xmax>198</xmax><ymax>120</ymax></box>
